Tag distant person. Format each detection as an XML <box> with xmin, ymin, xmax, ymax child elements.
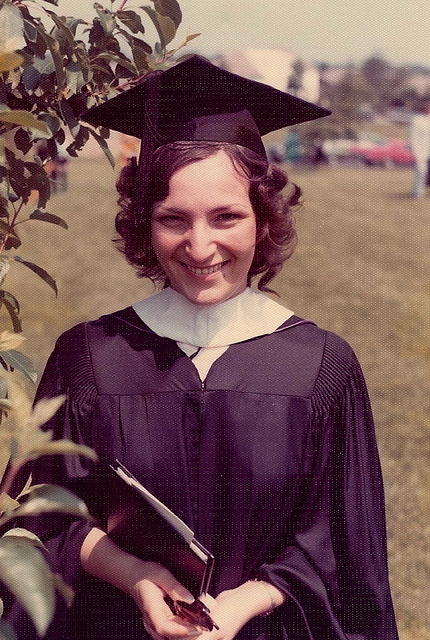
<box><xmin>284</xmin><ymin>130</ymin><xmax>301</xmax><ymax>163</ymax></box>
<box><xmin>310</xmin><ymin>137</ymin><xmax>328</xmax><ymax>166</ymax></box>
<box><xmin>410</xmin><ymin>104</ymin><xmax>430</xmax><ymax>198</ymax></box>
<box><xmin>267</xmin><ymin>141</ymin><xmax>285</xmax><ymax>163</ymax></box>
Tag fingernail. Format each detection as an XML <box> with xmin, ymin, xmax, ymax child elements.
<box><xmin>172</xmin><ymin>590</ymin><xmax>195</xmax><ymax>604</ymax></box>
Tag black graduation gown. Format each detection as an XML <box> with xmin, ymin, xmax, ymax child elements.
<box><xmin>10</xmin><ymin>308</ymin><xmax>398</xmax><ymax>640</ymax></box>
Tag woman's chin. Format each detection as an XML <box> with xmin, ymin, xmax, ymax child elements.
<box><xmin>171</xmin><ymin>281</ymin><xmax>241</xmax><ymax>306</ymax></box>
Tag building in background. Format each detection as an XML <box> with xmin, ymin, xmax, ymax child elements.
<box><xmin>218</xmin><ymin>48</ymin><xmax>321</xmax><ymax>103</ymax></box>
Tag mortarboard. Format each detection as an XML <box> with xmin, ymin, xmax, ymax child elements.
<box><xmin>81</xmin><ymin>55</ymin><xmax>330</xmax><ymax>169</ymax></box>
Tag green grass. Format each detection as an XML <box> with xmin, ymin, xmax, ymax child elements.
<box><xmin>4</xmin><ymin>158</ymin><xmax>429</xmax><ymax>638</ymax></box>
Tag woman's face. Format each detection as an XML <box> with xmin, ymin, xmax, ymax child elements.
<box><xmin>151</xmin><ymin>150</ymin><xmax>257</xmax><ymax>306</ymax></box>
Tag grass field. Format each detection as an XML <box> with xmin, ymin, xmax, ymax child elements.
<box><xmin>3</xmin><ymin>158</ymin><xmax>429</xmax><ymax>638</ymax></box>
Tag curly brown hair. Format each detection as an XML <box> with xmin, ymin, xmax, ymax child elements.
<box><xmin>115</xmin><ymin>141</ymin><xmax>301</xmax><ymax>292</ymax></box>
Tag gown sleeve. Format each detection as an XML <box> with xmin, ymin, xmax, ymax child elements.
<box><xmin>255</xmin><ymin>332</ymin><xmax>399</xmax><ymax>640</ymax></box>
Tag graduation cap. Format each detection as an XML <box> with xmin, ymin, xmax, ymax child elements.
<box><xmin>81</xmin><ymin>55</ymin><xmax>330</xmax><ymax>169</ymax></box>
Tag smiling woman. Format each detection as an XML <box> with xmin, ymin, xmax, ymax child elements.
<box><xmin>10</xmin><ymin>56</ymin><xmax>398</xmax><ymax>640</ymax></box>
<box><xmin>150</xmin><ymin>151</ymin><xmax>256</xmax><ymax>306</ymax></box>
<box><xmin>115</xmin><ymin>140</ymin><xmax>300</xmax><ymax>297</ymax></box>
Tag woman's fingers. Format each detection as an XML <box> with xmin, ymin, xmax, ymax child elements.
<box><xmin>142</xmin><ymin>561</ymin><xmax>195</xmax><ymax>603</ymax></box>
<box><xmin>135</xmin><ymin>577</ymin><xmax>200</xmax><ymax>638</ymax></box>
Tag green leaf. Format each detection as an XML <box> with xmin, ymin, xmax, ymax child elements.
<box><xmin>0</xmin><ymin>618</ymin><xmax>18</xmax><ymax>640</ymax></box>
<box><xmin>0</xmin><ymin>494</ymin><xmax>20</xmax><ymax>513</ymax></box>
<box><xmin>23</xmin><ymin>18</ymin><xmax>38</xmax><ymax>42</ymax></box>
<box><xmin>65</xmin><ymin>62</ymin><xmax>85</xmax><ymax>96</ymax></box>
<box><xmin>131</xmin><ymin>42</ymin><xmax>150</xmax><ymax>72</ymax></box>
<box><xmin>45</xmin><ymin>11</ymin><xmax>76</xmax><ymax>47</ymax></box>
<box><xmin>93</xmin><ymin>3</ymin><xmax>115</xmax><ymax>35</ymax></box>
<box><xmin>25</xmin><ymin>161</ymin><xmax>51</xmax><ymax>207</ymax></box>
<box><xmin>2</xmin><ymin>528</ymin><xmax>46</xmax><ymax>550</ymax></box>
<box><xmin>14</xmin><ymin>256</ymin><xmax>57</xmax><ymax>296</ymax></box>
<box><xmin>29</xmin><ymin>209</ymin><xmax>68</xmax><ymax>230</ymax></box>
<box><xmin>27</xmin><ymin>439</ymin><xmax>98</xmax><ymax>462</ymax></box>
<box><xmin>27</xmin><ymin>27</ymin><xmax>48</xmax><ymax>58</ymax></box>
<box><xmin>92</xmin><ymin>52</ymin><xmax>137</xmax><ymax>74</ymax></box>
<box><xmin>0</xmin><ymin>3</ymin><xmax>26</xmax><ymax>53</ymax></box>
<box><xmin>54</xmin><ymin>127</ymin><xmax>66</xmax><ymax>145</ymax></box>
<box><xmin>0</xmin><ymin>197</ymin><xmax>8</xmax><ymax>219</ymax></box>
<box><xmin>38</xmin><ymin>112</ymin><xmax>61</xmax><ymax>136</ymax></box>
<box><xmin>60</xmin><ymin>99</ymin><xmax>80</xmax><ymax>138</ymax></box>
<box><xmin>33</xmin><ymin>52</ymin><xmax>56</xmax><ymax>76</ymax></box>
<box><xmin>88</xmin><ymin>129</ymin><xmax>115</xmax><ymax>169</ymax></box>
<box><xmin>116</xmin><ymin>9</ymin><xmax>145</xmax><ymax>34</ymax></box>
<box><xmin>169</xmin><ymin>32</ymin><xmax>201</xmax><ymax>55</ymax></box>
<box><xmin>74</xmin><ymin>41</ymin><xmax>92</xmax><ymax>83</ymax></box>
<box><xmin>0</xmin><ymin>290</ymin><xmax>20</xmax><ymax>314</ymax></box>
<box><xmin>0</xmin><ymin>111</ymin><xmax>49</xmax><ymax>135</ymax></box>
<box><xmin>64</xmin><ymin>17</ymin><xmax>87</xmax><ymax>36</ymax></box>
<box><xmin>35</xmin><ymin>27</ymin><xmax>66</xmax><ymax>94</ymax></box>
<box><xmin>0</xmin><ymin>220</ymin><xmax>21</xmax><ymax>251</ymax></box>
<box><xmin>116</xmin><ymin>27</ymin><xmax>152</xmax><ymax>56</ymax></box>
<box><xmin>53</xmin><ymin>573</ymin><xmax>74</xmax><ymax>608</ymax></box>
<box><xmin>151</xmin><ymin>0</ymin><xmax>182</xmax><ymax>27</ymax></box>
<box><xmin>21</xmin><ymin>65</ymin><xmax>41</xmax><ymax>92</ymax></box>
<box><xmin>14</xmin><ymin>128</ymin><xmax>32</xmax><ymax>155</ymax></box>
<box><xmin>12</xmin><ymin>484</ymin><xmax>94</xmax><ymax>520</ymax></box>
<box><xmin>0</xmin><ymin>52</ymin><xmax>23</xmax><ymax>73</ymax></box>
<box><xmin>141</xmin><ymin>6</ymin><xmax>176</xmax><ymax>48</ymax></box>
<box><xmin>1</xmin><ymin>298</ymin><xmax>22</xmax><ymax>333</ymax></box>
<box><xmin>0</xmin><ymin>537</ymin><xmax>55</xmax><ymax>635</ymax></box>
<box><xmin>66</xmin><ymin>125</ymin><xmax>90</xmax><ymax>156</ymax></box>
<box><xmin>0</xmin><ymin>398</ymin><xmax>12</xmax><ymax>412</ymax></box>
<box><xmin>25</xmin><ymin>170</ymin><xmax>50</xmax><ymax>210</ymax></box>
<box><xmin>0</xmin><ymin>350</ymin><xmax>37</xmax><ymax>383</ymax></box>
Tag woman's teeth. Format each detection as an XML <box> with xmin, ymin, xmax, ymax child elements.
<box><xmin>184</xmin><ymin>262</ymin><xmax>226</xmax><ymax>275</ymax></box>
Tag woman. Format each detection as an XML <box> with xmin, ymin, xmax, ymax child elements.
<box><xmin>12</xmin><ymin>56</ymin><xmax>398</xmax><ymax>640</ymax></box>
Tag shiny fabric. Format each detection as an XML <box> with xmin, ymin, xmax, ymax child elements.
<box><xmin>9</xmin><ymin>308</ymin><xmax>398</xmax><ymax>640</ymax></box>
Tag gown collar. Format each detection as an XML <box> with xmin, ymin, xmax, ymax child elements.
<box><xmin>132</xmin><ymin>287</ymin><xmax>294</xmax><ymax>348</ymax></box>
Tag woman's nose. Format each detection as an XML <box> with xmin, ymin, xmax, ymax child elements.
<box><xmin>184</xmin><ymin>223</ymin><xmax>216</xmax><ymax>262</ymax></box>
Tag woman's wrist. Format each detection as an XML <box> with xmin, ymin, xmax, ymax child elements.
<box><xmin>248</xmin><ymin>579</ymin><xmax>285</xmax><ymax>615</ymax></box>
<box><xmin>80</xmin><ymin>527</ymin><xmax>149</xmax><ymax>597</ymax></box>
<box><xmin>218</xmin><ymin>579</ymin><xmax>285</xmax><ymax>623</ymax></box>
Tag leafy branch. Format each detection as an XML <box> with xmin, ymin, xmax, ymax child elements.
<box><xmin>0</xmin><ymin>0</ymin><xmax>198</xmax><ymax>340</ymax></box>
<box><xmin>0</xmin><ymin>353</ymin><xmax>97</xmax><ymax>636</ymax></box>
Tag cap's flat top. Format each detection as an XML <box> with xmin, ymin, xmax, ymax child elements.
<box><xmin>82</xmin><ymin>55</ymin><xmax>330</xmax><ymax>140</ymax></box>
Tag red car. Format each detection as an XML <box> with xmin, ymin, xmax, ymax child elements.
<box><xmin>349</xmin><ymin>138</ymin><xmax>415</xmax><ymax>166</ymax></box>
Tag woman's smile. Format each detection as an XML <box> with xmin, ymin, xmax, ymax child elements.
<box><xmin>180</xmin><ymin>259</ymin><xmax>230</xmax><ymax>276</ymax></box>
<box><xmin>151</xmin><ymin>151</ymin><xmax>257</xmax><ymax>305</ymax></box>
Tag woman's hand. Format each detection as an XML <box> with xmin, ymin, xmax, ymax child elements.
<box><xmin>81</xmin><ymin>528</ymin><xmax>200</xmax><ymax>639</ymax></box>
<box><xmin>129</xmin><ymin>561</ymin><xmax>202</xmax><ymax>640</ymax></box>
<box><xmin>195</xmin><ymin>581</ymin><xmax>286</xmax><ymax>640</ymax></box>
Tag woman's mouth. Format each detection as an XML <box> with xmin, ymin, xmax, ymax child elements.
<box><xmin>181</xmin><ymin>260</ymin><xmax>229</xmax><ymax>275</ymax></box>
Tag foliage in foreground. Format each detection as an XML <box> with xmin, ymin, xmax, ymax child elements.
<box><xmin>0</xmin><ymin>0</ymin><xmax>198</xmax><ymax>635</ymax></box>
<box><xmin>0</xmin><ymin>333</ymin><xmax>97</xmax><ymax>638</ymax></box>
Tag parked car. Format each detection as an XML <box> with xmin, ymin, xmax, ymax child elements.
<box><xmin>349</xmin><ymin>138</ymin><xmax>415</xmax><ymax>166</ymax></box>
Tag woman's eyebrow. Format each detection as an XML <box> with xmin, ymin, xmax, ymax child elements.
<box><xmin>153</xmin><ymin>206</ymin><xmax>188</xmax><ymax>214</ymax></box>
<box><xmin>154</xmin><ymin>205</ymin><xmax>249</xmax><ymax>214</ymax></box>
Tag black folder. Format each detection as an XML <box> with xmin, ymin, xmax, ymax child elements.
<box><xmin>107</xmin><ymin>461</ymin><xmax>214</xmax><ymax>599</ymax></box>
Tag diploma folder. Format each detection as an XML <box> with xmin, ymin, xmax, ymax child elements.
<box><xmin>107</xmin><ymin>461</ymin><xmax>214</xmax><ymax>598</ymax></box>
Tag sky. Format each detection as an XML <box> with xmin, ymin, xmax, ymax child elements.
<box><xmin>58</xmin><ymin>0</ymin><xmax>430</xmax><ymax>67</ymax></box>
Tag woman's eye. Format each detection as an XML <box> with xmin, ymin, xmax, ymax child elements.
<box><xmin>216</xmin><ymin>212</ymin><xmax>243</xmax><ymax>223</ymax></box>
<box><xmin>156</xmin><ymin>215</ymin><xmax>185</xmax><ymax>227</ymax></box>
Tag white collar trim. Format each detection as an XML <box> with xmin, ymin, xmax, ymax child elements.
<box><xmin>132</xmin><ymin>287</ymin><xmax>294</xmax><ymax>348</ymax></box>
